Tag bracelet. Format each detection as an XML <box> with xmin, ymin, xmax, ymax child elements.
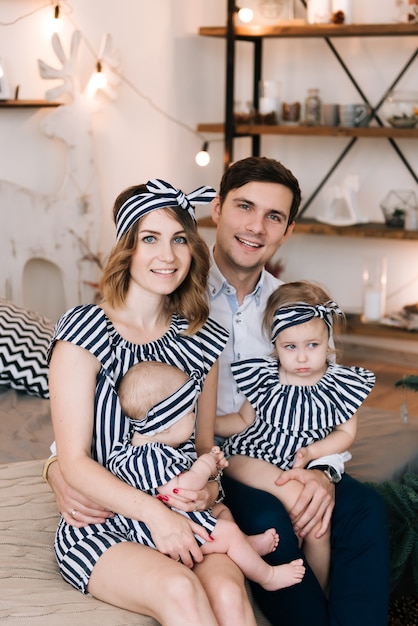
<box><xmin>208</xmin><ymin>469</ymin><xmax>225</xmax><ymax>504</ymax></box>
<box><xmin>42</xmin><ymin>455</ymin><xmax>58</xmax><ymax>483</ymax></box>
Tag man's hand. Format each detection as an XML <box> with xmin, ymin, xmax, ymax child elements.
<box><xmin>47</xmin><ymin>460</ymin><xmax>114</xmax><ymax>528</ymax></box>
<box><xmin>276</xmin><ymin>468</ymin><xmax>335</xmax><ymax>539</ymax></box>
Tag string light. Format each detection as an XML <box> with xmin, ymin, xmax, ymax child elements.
<box><xmin>195</xmin><ymin>141</ymin><xmax>210</xmax><ymax>167</ymax></box>
<box><xmin>3</xmin><ymin>1</ymin><xmax>215</xmax><ymax>167</ymax></box>
<box><xmin>52</xmin><ymin>3</ymin><xmax>62</xmax><ymax>33</ymax></box>
<box><xmin>91</xmin><ymin>60</ymin><xmax>107</xmax><ymax>90</ymax></box>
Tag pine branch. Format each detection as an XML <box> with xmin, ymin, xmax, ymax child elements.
<box><xmin>368</xmin><ymin>473</ymin><xmax>418</xmax><ymax>589</ymax></box>
<box><xmin>395</xmin><ymin>375</ymin><xmax>418</xmax><ymax>392</ymax></box>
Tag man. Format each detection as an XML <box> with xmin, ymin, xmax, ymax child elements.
<box><xmin>208</xmin><ymin>157</ymin><xmax>389</xmax><ymax>626</ymax></box>
<box><xmin>46</xmin><ymin>156</ymin><xmax>390</xmax><ymax>626</ymax></box>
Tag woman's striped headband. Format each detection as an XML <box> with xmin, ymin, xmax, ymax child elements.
<box><xmin>130</xmin><ymin>369</ymin><xmax>202</xmax><ymax>436</ymax></box>
<box><xmin>116</xmin><ymin>178</ymin><xmax>216</xmax><ymax>241</ymax></box>
<box><xmin>271</xmin><ymin>301</ymin><xmax>343</xmax><ymax>343</ymax></box>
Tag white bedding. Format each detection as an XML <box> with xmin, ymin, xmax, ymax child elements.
<box><xmin>0</xmin><ymin>389</ymin><xmax>271</xmax><ymax>625</ymax></box>
<box><xmin>1</xmin><ymin>387</ymin><xmax>417</xmax><ymax>624</ymax></box>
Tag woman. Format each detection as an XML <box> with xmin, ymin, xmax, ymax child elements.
<box><xmin>48</xmin><ymin>179</ymin><xmax>258</xmax><ymax>626</ymax></box>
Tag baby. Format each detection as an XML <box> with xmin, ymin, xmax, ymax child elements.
<box><xmin>107</xmin><ymin>360</ymin><xmax>305</xmax><ymax>591</ymax></box>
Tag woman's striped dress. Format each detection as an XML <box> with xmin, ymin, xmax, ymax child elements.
<box><xmin>48</xmin><ymin>304</ymin><xmax>229</xmax><ymax>593</ymax></box>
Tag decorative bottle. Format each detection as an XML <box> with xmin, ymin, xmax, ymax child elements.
<box><xmin>304</xmin><ymin>88</ymin><xmax>322</xmax><ymax>126</ymax></box>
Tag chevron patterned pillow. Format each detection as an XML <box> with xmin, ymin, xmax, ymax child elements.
<box><xmin>0</xmin><ymin>299</ymin><xmax>54</xmax><ymax>398</ymax></box>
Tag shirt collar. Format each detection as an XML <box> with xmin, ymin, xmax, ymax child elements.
<box><xmin>208</xmin><ymin>245</ymin><xmax>265</xmax><ymax>305</ymax></box>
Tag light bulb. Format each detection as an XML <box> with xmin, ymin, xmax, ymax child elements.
<box><xmin>91</xmin><ymin>61</ymin><xmax>107</xmax><ymax>90</ymax></box>
<box><xmin>237</xmin><ymin>7</ymin><xmax>254</xmax><ymax>23</ymax></box>
<box><xmin>52</xmin><ymin>4</ymin><xmax>62</xmax><ymax>33</ymax></box>
<box><xmin>195</xmin><ymin>142</ymin><xmax>210</xmax><ymax>167</ymax></box>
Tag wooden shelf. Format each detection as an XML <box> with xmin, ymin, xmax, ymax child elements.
<box><xmin>198</xmin><ymin>216</ymin><xmax>418</xmax><ymax>241</ymax></box>
<box><xmin>344</xmin><ymin>314</ymin><xmax>418</xmax><ymax>341</ymax></box>
<box><xmin>0</xmin><ymin>100</ymin><xmax>60</xmax><ymax>108</ymax></box>
<box><xmin>294</xmin><ymin>218</ymin><xmax>418</xmax><ymax>240</ymax></box>
<box><xmin>199</xmin><ymin>22</ymin><xmax>418</xmax><ymax>39</ymax></box>
<box><xmin>197</xmin><ymin>123</ymin><xmax>418</xmax><ymax>138</ymax></box>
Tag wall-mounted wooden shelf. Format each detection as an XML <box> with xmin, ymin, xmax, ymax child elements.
<box><xmin>294</xmin><ymin>218</ymin><xmax>418</xmax><ymax>240</ymax></box>
<box><xmin>199</xmin><ymin>22</ymin><xmax>418</xmax><ymax>39</ymax></box>
<box><xmin>344</xmin><ymin>314</ymin><xmax>418</xmax><ymax>341</ymax></box>
<box><xmin>198</xmin><ymin>216</ymin><xmax>418</xmax><ymax>241</ymax></box>
<box><xmin>197</xmin><ymin>123</ymin><xmax>418</xmax><ymax>139</ymax></box>
<box><xmin>0</xmin><ymin>100</ymin><xmax>60</xmax><ymax>108</ymax></box>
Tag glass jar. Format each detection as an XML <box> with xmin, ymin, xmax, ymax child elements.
<box><xmin>305</xmin><ymin>88</ymin><xmax>321</xmax><ymax>126</ymax></box>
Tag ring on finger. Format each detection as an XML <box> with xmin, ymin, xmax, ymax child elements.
<box><xmin>70</xmin><ymin>508</ymin><xmax>77</xmax><ymax>518</ymax></box>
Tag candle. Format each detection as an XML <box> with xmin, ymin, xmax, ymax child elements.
<box><xmin>363</xmin><ymin>289</ymin><xmax>383</xmax><ymax>322</ymax></box>
<box><xmin>362</xmin><ymin>256</ymin><xmax>387</xmax><ymax>323</ymax></box>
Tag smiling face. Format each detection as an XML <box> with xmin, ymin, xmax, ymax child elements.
<box><xmin>275</xmin><ymin>318</ymin><xmax>329</xmax><ymax>386</ymax></box>
<box><xmin>129</xmin><ymin>209</ymin><xmax>192</xmax><ymax>298</ymax></box>
<box><xmin>211</xmin><ymin>181</ymin><xmax>294</xmax><ymax>285</ymax></box>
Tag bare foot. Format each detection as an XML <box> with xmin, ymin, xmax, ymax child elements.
<box><xmin>261</xmin><ymin>558</ymin><xmax>306</xmax><ymax>591</ymax></box>
<box><xmin>247</xmin><ymin>528</ymin><xmax>279</xmax><ymax>556</ymax></box>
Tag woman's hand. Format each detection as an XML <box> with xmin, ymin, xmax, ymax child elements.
<box><xmin>48</xmin><ymin>460</ymin><xmax>114</xmax><ymax>528</ymax></box>
<box><xmin>160</xmin><ymin>480</ymin><xmax>219</xmax><ymax>514</ymax></box>
<box><xmin>275</xmin><ymin>467</ymin><xmax>335</xmax><ymax>539</ymax></box>
<box><xmin>150</xmin><ymin>503</ymin><xmax>210</xmax><ymax>568</ymax></box>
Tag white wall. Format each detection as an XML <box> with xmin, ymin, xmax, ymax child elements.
<box><xmin>0</xmin><ymin>0</ymin><xmax>417</xmax><ymax>317</ymax></box>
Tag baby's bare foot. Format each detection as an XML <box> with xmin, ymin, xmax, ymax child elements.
<box><xmin>262</xmin><ymin>558</ymin><xmax>305</xmax><ymax>591</ymax></box>
<box><xmin>248</xmin><ymin>528</ymin><xmax>279</xmax><ymax>556</ymax></box>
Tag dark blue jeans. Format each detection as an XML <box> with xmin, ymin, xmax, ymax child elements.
<box><xmin>223</xmin><ymin>473</ymin><xmax>390</xmax><ymax>626</ymax></box>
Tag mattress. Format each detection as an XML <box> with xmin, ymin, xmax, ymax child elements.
<box><xmin>0</xmin><ymin>458</ymin><xmax>159</xmax><ymax>625</ymax></box>
<box><xmin>1</xmin><ymin>387</ymin><xmax>417</xmax><ymax>624</ymax></box>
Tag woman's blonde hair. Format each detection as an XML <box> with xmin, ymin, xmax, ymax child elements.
<box><xmin>99</xmin><ymin>184</ymin><xmax>210</xmax><ymax>334</ymax></box>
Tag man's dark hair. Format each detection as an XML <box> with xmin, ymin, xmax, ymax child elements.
<box><xmin>218</xmin><ymin>156</ymin><xmax>302</xmax><ymax>225</ymax></box>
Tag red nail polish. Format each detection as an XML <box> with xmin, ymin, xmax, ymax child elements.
<box><xmin>209</xmin><ymin>535</ymin><xmax>214</xmax><ymax>541</ymax></box>
<box><xmin>156</xmin><ymin>494</ymin><xmax>164</xmax><ymax>501</ymax></box>
<box><xmin>161</xmin><ymin>495</ymin><xmax>169</xmax><ymax>501</ymax></box>
<box><xmin>173</xmin><ymin>488</ymin><xmax>179</xmax><ymax>494</ymax></box>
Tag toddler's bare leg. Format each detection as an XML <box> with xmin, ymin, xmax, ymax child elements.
<box><xmin>212</xmin><ymin>502</ymin><xmax>279</xmax><ymax>556</ymax></box>
<box><xmin>202</xmin><ymin>518</ymin><xmax>305</xmax><ymax>591</ymax></box>
<box><xmin>226</xmin><ymin>455</ymin><xmax>331</xmax><ymax>588</ymax></box>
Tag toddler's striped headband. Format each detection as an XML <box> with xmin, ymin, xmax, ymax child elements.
<box><xmin>116</xmin><ymin>178</ymin><xmax>216</xmax><ymax>241</ymax></box>
<box><xmin>271</xmin><ymin>301</ymin><xmax>343</xmax><ymax>343</ymax></box>
<box><xmin>130</xmin><ymin>369</ymin><xmax>202</xmax><ymax>436</ymax></box>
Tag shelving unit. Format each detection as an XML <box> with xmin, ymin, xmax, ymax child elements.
<box><xmin>198</xmin><ymin>10</ymin><xmax>418</xmax><ymax>214</ymax></box>
<box><xmin>197</xmin><ymin>11</ymin><xmax>418</xmax><ymax>343</ymax></box>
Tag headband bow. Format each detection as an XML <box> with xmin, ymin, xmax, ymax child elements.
<box><xmin>130</xmin><ymin>369</ymin><xmax>202</xmax><ymax>436</ymax></box>
<box><xmin>271</xmin><ymin>300</ymin><xmax>343</xmax><ymax>343</ymax></box>
<box><xmin>116</xmin><ymin>178</ymin><xmax>216</xmax><ymax>241</ymax></box>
